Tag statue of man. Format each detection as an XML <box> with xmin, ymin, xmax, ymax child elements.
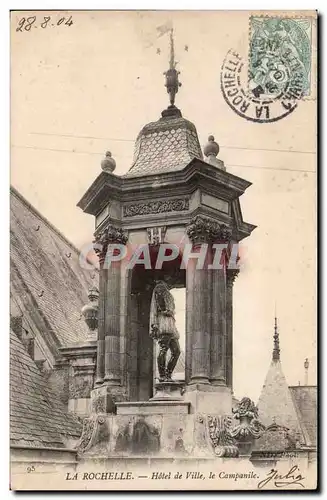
<box><xmin>150</xmin><ymin>280</ymin><xmax>181</xmax><ymax>382</ymax></box>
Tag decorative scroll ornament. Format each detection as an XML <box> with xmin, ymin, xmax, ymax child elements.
<box><xmin>205</xmin><ymin>415</ymin><xmax>239</xmax><ymax>457</ymax></box>
<box><xmin>186</xmin><ymin>216</ymin><xmax>232</xmax><ymax>244</ymax></box>
<box><xmin>77</xmin><ymin>416</ymin><xmax>97</xmax><ymax>452</ymax></box>
<box><xmin>76</xmin><ymin>415</ymin><xmax>108</xmax><ymax>453</ymax></box>
<box><xmin>93</xmin><ymin>224</ymin><xmax>128</xmax><ymax>263</ymax></box>
<box><xmin>230</xmin><ymin>397</ymin><xmax>265</xmax><ymax>442</ymax></box>
<box><xmin>123</xmin><ymin>198</ymin><xmax>189</xmax><ymax>218</ymax></box>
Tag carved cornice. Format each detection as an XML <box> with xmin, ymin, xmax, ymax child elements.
<box><xmin>186</xmin><ymin>216</ymin><xmax>232</xmax><ymax>244</ymax></box>
<box><xmin>123</xmin><ymin>198</ymin><xmax>189</xmax><ymax>218</ymax></box>
<box><xmin>77</xmin><ymin>160</ymin><xmax>253</xmax><ymax>217</ymax></box>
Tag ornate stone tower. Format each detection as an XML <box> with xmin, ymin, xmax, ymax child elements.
<box><xmin>77</xmin><ymin>31</ymin><xmax>256</xmax><ymax>451</ymax></box>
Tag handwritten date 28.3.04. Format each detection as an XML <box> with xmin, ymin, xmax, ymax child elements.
<box><xmin>16</xmin><ymin>15</ymin><xmax>73</xmax><ymax>32</ymax></box>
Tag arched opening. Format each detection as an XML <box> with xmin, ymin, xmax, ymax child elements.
<box><xmin>125</xmin><ymin>245</ymin><xmax>185</xmax><ymax>401</ymax></box>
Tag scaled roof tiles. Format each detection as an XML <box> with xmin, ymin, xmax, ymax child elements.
<box><xmin>255</xmin><ymin>359</ymin><xmax>317</xmax><ymax>451</ymax></box>
<box><xmin>10</xmin><ymin>329</ymin><xmax>82</xmax><ymax>449</ymax></box>
<box><xmin>126</xmin><ymin>113</ymin><xmax>203</xmax><ymax>177</ymax></box>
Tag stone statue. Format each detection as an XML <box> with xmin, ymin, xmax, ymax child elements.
<box><xmin>150</xmin><ymin>280</ymin><xmax>181</xmax><ymax>382</ymax></box>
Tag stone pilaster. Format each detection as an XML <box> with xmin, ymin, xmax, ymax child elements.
<box><xmin>59</xmin><ymin>342</ymin><xmax>97</xmax><ymax>417</ymax></box>
<box><xmin>93</xmin><ymin>225</ymin><xmax>128</xmax><ymax>388</ymax></box>
<box><xmin>185</xmin><ymin>261</ymin><xmax>194</xmax><ymax>384</ymax></box>
<box><xmin>95</xmin><ymin>266</ymin><xmax>106</xmax><ymax>386</ymax></box>
<box><xmin>226</xmin><ymin>269</ymin><xmax>239</xmax><ymax>391</ymax></box>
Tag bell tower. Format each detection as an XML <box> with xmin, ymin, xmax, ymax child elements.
<box><xmin>77</xmin><ymin>29</ymin><xmax>255</xmax><ymax>417</ymax></box>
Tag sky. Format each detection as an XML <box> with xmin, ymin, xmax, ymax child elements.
<box><xmin>10</xmin><ymin>10</ymin><xmax>317</xmax><ymax>402</ymax></box>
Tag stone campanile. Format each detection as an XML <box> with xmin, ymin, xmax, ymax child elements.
<box><xmin>77</xmin><ymin>29</ymin><xmax>256</xmax><ymax>417</ymax></box>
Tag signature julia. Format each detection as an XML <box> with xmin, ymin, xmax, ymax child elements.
<box><xmin>258</xmin><ymin>465</ymin><xmax>305</xmax><ymax>489</ymax></box>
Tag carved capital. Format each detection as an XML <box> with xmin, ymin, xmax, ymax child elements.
<box><xmin>93</xmin><ymin>224</ymin><xmax>128</xmax><ymax>264</ymax></box>
<box><xmin>186</xmin><ymin>216</ymin><xmax>232</xmax><ymax>244</ymax></box>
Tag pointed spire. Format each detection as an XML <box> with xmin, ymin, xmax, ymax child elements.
<box><xmin>163</xmin><ymin>28</ymin><xmax>182</xmax><ymax>114</ymax></box>
<box><xmin>272</xmin><ymin>314</ymin><xmax>280</xmax><ymax>361</ymax></box>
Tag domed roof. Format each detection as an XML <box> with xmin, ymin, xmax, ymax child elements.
<box><xmin>125</xmin><ymin>106</ymin><xmax>203</xmax><ymax>177</ymax></box>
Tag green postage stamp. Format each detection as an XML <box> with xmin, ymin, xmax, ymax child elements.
<box><xmin>249</xmin><ymin>17</ymin><xmax>313</xmax><ymax>100</ymax></box>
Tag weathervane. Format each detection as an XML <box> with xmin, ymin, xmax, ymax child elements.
<box><xmin>163</xmin><ymin>29</ymin><xmax>182</xmax><ymax>107</ymax></box>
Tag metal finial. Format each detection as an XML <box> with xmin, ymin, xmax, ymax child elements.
<box><xmin>169</xmin><ymin>28</ymin><xmax>175</xmax><ymax>69</ymax></box>
<box><xmin>304</xmin><ymin>358</ymin><xmax>309</xmax><ymax>385</ymax></box>
<box><xmin>81</xmin><ymin>286</ymin><xmax>99</xmax><ymax>333</ymax></box>
<box><xmin>163</xmin><ymin>28</ymin><xmax>181</xmax><ymax>107</ymax></box>
<box><xmin>272</xmin><ymin>314</ymin><xmax>280</xmax><ymax>361</ymax></box>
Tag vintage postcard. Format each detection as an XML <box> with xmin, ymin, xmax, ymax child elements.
<box><xmin>10</xmin><ymin>10</ymin><xmax>317</xmax><ymax>491</ymax></box>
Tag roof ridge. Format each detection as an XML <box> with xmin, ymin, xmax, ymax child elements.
<box><xmin>289</xmin><ymin>385</ymin><xmax>317</xmax><ymax>388</ymax></box>
<box><xmin>10</xmin><ymin>186</ymin><xmax>83</xmax><ymax>257</ymax></box>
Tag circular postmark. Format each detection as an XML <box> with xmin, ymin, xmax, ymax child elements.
<box><xmin>221</xmin><ymin>17</ymin><xmax>312</xmax><ymax>123</ymax></box>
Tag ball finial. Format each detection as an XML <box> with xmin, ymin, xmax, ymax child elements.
<box><xmin>101</xmin><ymin>151</ymin><xmax>116</xmax><ymax>173</ymax></box>
<box><xmin>204</xmin><ymin>135</ymin><xmax>220</xmax><ymax>158</ymax></box>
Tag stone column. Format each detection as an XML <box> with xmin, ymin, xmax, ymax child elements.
<box><xmin>210</xmin><ymin>262</ymin><xmax>227</xmax><ymax>385</ymax></box>
<box><xmin>226</xmin><ymin>269</ymin><xmax>239</xmax><ymax>391</ymax></box>
<box><xmin>184</xmin><ymin>216</ymin><xmax>233</xmax><ymax>415</ymax></box>
<box><xmin>189</xmin><ymin>244</ymin><xmax>210</xmax><ymax>384</ymax></box>
<box><xmin>93</xmin><ymin>225</ymin><xmax>128</xmax><ymax>387</ymax></box>
<box><xmin>186</xmin><ymin>216</ymin><xmax>223</xmax><ymax>386</ymax></box>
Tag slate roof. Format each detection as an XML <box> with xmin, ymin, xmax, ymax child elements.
<box><xmin>289</xmin><ymin>385</ymin><xmax>317</xmax><ymax>446</ymax></box>
<box><xmin>125</xmin><ymin>111</ymin><xmax>203</xmax><ymax>177</ymax></box>
<box><xmin>10</xmin><ymin>328</ymin><xmax>82</xmax><ymax>448</ymax></box>
<box><xmin>10</xmin><ymin>187</ymin><xmax>96</xmax><ymax>347</ymax></box>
